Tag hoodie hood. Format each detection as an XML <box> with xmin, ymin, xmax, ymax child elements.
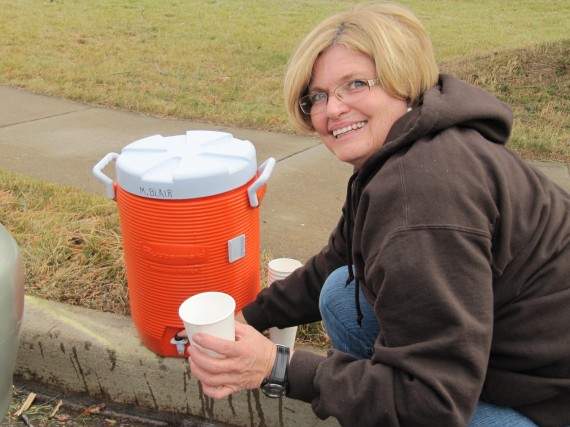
<box><xmin>345</xmin><ymin>74</ymin><xmax>513</xmax><ymax>325</ymax></box>
<box><xmin>420</xmin><ymin>74</ymin><xmax>512</xmax><ymax>143</ymax></box>
<box><xmin>382</xmin><ymin>74</ymin><xmax>512</xmax><ymax>166</ymax></box>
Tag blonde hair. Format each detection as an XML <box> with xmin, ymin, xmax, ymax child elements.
<box><xmin>284</xmin><ymin>2</ymin><xmax>439</xmax><ymax>133</ymax></box>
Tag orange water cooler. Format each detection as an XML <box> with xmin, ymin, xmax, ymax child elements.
<box><xmin>93</xmin><ymin>130</ymin><xmax>275</xmax><ymax>357</ymax></box>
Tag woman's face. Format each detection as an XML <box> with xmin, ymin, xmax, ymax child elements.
<box><xmin>309</xmin><ymin>45</ymin><xmax>408</xmax><ymax>168</ymax></box>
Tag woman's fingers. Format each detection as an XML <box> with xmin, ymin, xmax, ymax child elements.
<box><xmin>191</xmin><ymin>322</ymin><xmax>261</xmax><ymax>359</ymax></box>
<box><xmin>234</xmin><ymin>321</ymin><xmax>256</xmax><ymax>339</ymax></box>
<box><xmin>235</xmin><ymin>310</ymin><xmax>248</xmax><ymax>324</ymax></box>
<box><xmin>186</xmin><ymin>324</ymin><xmax>277</xmax><ymax>398</ymax></box>
<box><xmin>177</xmin><ymin>311</ymin><xmax>246</xmax><ymax>343</ymax></box>
<box><xmin>201</xmin><ymin>383</ymin><xmax>237</xmax><ymax>400</ymax></box>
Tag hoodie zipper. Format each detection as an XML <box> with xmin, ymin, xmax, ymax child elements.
<box><xmin>345</xmin><ymin>172</ymin><xmax>364</xmax><ymax>326</ymax></box>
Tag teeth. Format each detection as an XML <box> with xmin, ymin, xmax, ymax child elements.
<box><xmin>333</xmin><ymin>122</ymin><xmax>365</xmax><ymax>138</ymax></box>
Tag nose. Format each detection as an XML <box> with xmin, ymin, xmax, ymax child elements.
<box><xmin>325</xmin><ymin>93</ymin><xmax>349</xmax><ymax>117</ymax></box>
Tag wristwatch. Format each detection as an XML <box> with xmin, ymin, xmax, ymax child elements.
<box><xmin>261</xmin><ymin>345</ymin><xmax>290</xmax><ymax>398</ymax></box>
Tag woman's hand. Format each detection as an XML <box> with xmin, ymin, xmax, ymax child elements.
<box><xmin>176</xmin><ymin>311</ymin><xmax>248</xmax><ymax>341</ymax></box>
<box><xmin>235</xmin><ymin>310</ymin><xmax>247</xmax><ymax>324</ymax></box>
<box><xmin>188</xmin><ymin>322</ymin><xmax>276</xmax><ymax>399</ymax></box>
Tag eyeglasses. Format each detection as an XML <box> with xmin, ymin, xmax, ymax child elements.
<box><xmin>299</xmin><ymin>78</ymin><xmax>380</xmax><ymax>115</ymax></box>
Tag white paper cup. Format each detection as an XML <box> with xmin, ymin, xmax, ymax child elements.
<box><xmin>267</xmin><ymin>258</ymin><xmax>302</xmax><ymax>285</ymax></box>
<box><xmin>178</xmin><ymin>292</ymin><xmax>236</xmax><ymax>358</ymax></box>
<box><xmin>269</xmin><ymin>325</ymin><xmax>298</xmax><ymax>351</ymax></box>
<box><xmin>267</xmin><ymin>258</ymin><xmax>302</xmax><ymax>351</ymax></box>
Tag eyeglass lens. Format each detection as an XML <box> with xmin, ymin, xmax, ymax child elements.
<box><xmin>299</xmin><ymin>79</ymin><xmax>376</xmax><ymax>115</ymax></box>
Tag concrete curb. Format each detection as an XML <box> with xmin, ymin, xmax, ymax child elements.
<box><xmin>15</xmin><ymin>296</ymin><xmax>338</xmax><ymax>427</ymax></box>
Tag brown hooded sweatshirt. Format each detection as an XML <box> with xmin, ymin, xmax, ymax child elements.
<box><xmin>243</xmin><ymin>75</ymin><xmax>570</xmax><ymax>426</ymax></box>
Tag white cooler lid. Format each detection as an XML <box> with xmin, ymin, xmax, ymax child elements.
<box><xmin>115</xmin><ymin>130</ymin><xmax>257</xmax><ymax>199</ymax></box>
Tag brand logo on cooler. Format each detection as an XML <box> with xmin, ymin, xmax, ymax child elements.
<box><xmin>140</xmin><ymin>243</ymin><xmax>209</xmax><ymax>265</ymax></box>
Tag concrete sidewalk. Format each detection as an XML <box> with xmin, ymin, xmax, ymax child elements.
<box><xmin>1</xmin><ymin>85</ymin><xmax>569</xmax><ymax>426</ymax></box>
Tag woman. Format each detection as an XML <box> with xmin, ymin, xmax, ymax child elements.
<box><xmin>186</xmin><ymin>3</ymin><xmax>570</xmax><ymax>426</ymax></box>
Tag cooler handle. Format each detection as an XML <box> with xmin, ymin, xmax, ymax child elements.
<box><xmin>248</xmin><ymin>157</ymin><xmax>276</xmax><ymax>208</ymax></box>
<box><xmin>92</xmin><ymin>152</ymin><xmax>120</xmax><ymax>200</ymax></box>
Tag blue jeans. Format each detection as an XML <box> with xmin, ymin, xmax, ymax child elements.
<box><xmin>318</xmin><ymin>266</ymin><xmax>538</xmax><ymax>427</ymax></box>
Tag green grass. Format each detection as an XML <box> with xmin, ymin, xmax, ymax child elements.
<box><xmin>441</xmin><ymin>40</ymin><xmax>569</xmax><ymax>161</ymax></box>
<box><xmin>0</xmin><ymin>0</ymin><xmax>568</xmax><ymax>138</ymax></box>
<box><xmin>0</xmin><ymin>170</ymin><xmax>129</xmax><ymax>313</ymax></box>
<box><xmin>416</xmin><ymin>0</ymin><xmax>569</xmax><ymax>59</ymax></box>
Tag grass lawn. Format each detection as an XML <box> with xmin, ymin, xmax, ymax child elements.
<box><xmin>0</xmin><ymin>1</ymin><xmax>568</xmax><ymax>143</ymax></box>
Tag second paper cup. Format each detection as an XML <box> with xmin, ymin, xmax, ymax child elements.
<box><xmin>267</xmin><ymin>258</ymin><xmax>303</xmax><ymax>285</ymax></box>
<box><xmin>267</xmin><ymin>258</ymin><xmax>302</xmax><ymax>350</ymax></box>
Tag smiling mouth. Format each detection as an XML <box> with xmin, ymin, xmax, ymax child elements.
<box><xmin>332</xmin><ymin>121</ymin><xmax>366</xmax><ymax>138</ymax></box>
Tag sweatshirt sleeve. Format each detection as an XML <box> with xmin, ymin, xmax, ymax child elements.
<box><xmin>242</xmin><ymin>211</ymin><xmax>349</xmax><ymax>332</ymax></box>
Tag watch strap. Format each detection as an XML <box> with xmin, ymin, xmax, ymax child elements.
<box><xmin>261</xmin><ymin>344</ymin><xmax>290</xmax><ymax>397</ymax></box>
<box><xmin>271</xmin><ymin>345</ymin><xmax>289</xmax><ymax>384</ymax></box>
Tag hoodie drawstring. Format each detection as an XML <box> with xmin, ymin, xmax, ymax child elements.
<box><xmin>345</xmin><ymin>173</ymin><xmax>363</xmax><ymax>326</ymax></box>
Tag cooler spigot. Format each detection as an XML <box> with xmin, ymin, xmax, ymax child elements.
<box><xmin>170</xmin><ymin>336</ymin><xmax>189</xmax><ymax>356</ymax></box>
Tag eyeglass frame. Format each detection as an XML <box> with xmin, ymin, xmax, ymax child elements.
<box><xmin>298</xmin><ymin>78</ymin><xmax>380</xmax><ymax>115</ymax></box>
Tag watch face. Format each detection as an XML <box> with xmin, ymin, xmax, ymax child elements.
<box><xmin>262</xmin><ymin>383</ymin><xmax>285</xmax><ymax>398</ymax></box>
